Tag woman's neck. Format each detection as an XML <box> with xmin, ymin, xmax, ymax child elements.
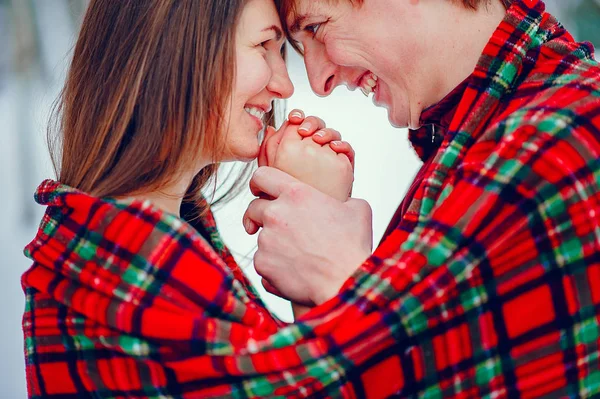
<box><xmin>123</xmin><ymin>169</ymin><xmax>201</xmax><ymax>217</ymax></box>
<box><xmin>134</xmin><ymin>190</ymin><xmax>186</xmax><ymax>216</ymax></box>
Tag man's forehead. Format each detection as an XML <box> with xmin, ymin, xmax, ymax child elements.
<box><xmin>285</xmin><ymin>0</ymin><xmax>334</xmax><ymax>32</ymax></box>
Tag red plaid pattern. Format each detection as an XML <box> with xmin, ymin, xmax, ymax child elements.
<box><xmin>22</xmin><ymin>1</ymin><xmax>600</xmax><ymax>397</ymax></box>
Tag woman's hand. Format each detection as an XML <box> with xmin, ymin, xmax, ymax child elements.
<box><xmin>257</xmin><ymin>110</ymin><xmax>356</xmax><ymax>318</ymax></box>
<box><xmin>258</xmin><ymin>109</ymin><xmax>354</xmax><ymax>202</ymax></box>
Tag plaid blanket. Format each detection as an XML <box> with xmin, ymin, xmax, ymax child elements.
<box><xmin>22</xmin><ymin>0</ymin><xmax>600</xmax><ymax>397</ymax></box>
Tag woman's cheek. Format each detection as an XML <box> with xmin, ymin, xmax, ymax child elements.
<box><xmin>236</xmin><ymin>53</ymin><xmax>271</xmax><ymax>98</ymax></box>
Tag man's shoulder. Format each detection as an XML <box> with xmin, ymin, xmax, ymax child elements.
<box><xmin>493</xmin><ymin>56</ymin><xmax>600</xmax><ymax>137</ymax></box>
<box><xmin>470</xmin><ymin>58</ymin><xmax>600</xmax><ymax>182</ymax></box>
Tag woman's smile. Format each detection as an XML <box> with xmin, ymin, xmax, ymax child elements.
<box><xmin>244</xmin><ymin>105</ymin><xmax>267</xmax><ymax>131</ymax></box>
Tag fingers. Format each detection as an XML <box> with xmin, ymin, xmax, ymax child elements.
<box><xmin>243</xmin><ymin>197</ymin><xmax>270</xmax><ymax>234</ymax></box>
<box><xmin>306</xmin><ymin>128</ymin><xmax>354</xmax><ymax>168</ymax></box>
<box><xmin>263</xmin><ymin>121</ymin><xmax>289</xmax><ymax>166</ymax></box>
<box><xmin>261</xmin><ymin>278</ymin><xmax>288</xmax><ymax>299</ymax></box>
<box><xmin>310</xmin><ymin>128</ymin><xmax>342</xmax><ymax>145</ymax></box>
<box><xmin>249</xmin><ymin>166</ymin><xmax>298</xmax><ymax>199</ymax></box>
<box><xmin>297</xmin><ymin>116</ymin><xmax>326</xmax><ymax>137</ymax></box>
<box><xmin>330</xmin><ymin>141</ymin><xmax>355</xmax><ymax>169</ymax></box>
<box><xmin>287</xmin><ymin>109</ymin><xmax>305</xmax><ymax>124</ymax></box>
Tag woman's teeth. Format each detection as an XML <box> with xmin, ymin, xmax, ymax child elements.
<box><xmin>360</xmin><ymin>72</ymin><xmax>378</xmax><ymax>96</ymax></box>
<box><xmin>244</xmin><ymin>107</ymin><xmax>265</xmax><ymax>120</ymax></box>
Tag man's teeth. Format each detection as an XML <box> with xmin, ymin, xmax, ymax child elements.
<box><xmin>360</xmin><ymin>72</ymin><xmax>378</xmax><ymax>96</ymax></box>
<box><xmin>244</xmin><ymin>107</ymin><xmax>265</xmax><ymax>120</ymax></box>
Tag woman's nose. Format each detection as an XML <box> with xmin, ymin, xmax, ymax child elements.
<box><xmin>268</xmin><ymin>57</ymin><xmax>294</xmax><ymax>99</ymax></box>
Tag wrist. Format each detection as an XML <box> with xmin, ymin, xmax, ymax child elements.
<box><xmin>310</xmin><ymin>250</ymin><xmax>370</xmax><ymax>305</ymax></box>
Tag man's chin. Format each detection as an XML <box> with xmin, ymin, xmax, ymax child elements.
<box><xmin>386</xmin><ymin>109</ymin><xmax>408</xmax><ymax>129</ymax></box>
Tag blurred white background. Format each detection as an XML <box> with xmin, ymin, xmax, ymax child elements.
<box><xmin>0</xmin><ymin>1</ymin><xmax>598</xmax><ymax>397</ymax></box>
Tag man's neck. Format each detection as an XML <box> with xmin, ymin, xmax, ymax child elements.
<box><xmin>422</xmin><ymin>0</ymin><xmax>508</xmax><ymax>113</ymax></box>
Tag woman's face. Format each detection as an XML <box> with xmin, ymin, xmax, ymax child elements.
<box><xmin>223</xmin><ymin>0</ymin><xmax>294</xmax><ymax>162</ymax></box>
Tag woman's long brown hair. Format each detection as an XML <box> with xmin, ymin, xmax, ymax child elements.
<box><xmin>49</xmin><ymin>0</ymin><xmax>273</xmax><ymax>214</ymax></box>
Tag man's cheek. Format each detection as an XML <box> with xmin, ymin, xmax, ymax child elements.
<box><xmin>325</xmin><ymin>41</ymin><xmax>354</xmax><ymax>67</ymax></box>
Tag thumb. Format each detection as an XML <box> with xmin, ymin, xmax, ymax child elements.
<box><xmin>261</xmin><ymin>278</ymin><xmax>288</xmax><ymax>299</ymax></box>
<box><xmin>259</xmin><ymin>126</ymin><xmax>276</xmax><ymax>167</ymax></box>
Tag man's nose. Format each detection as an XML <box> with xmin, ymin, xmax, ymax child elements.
<box><xmin>304</xmin><ymin>40</ymin><xmax>337</xmax><ymax>97</ymax></box>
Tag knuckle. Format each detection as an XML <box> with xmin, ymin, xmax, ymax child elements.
<box><xmin>307</xmin><ymin>116</ymin><xmax>325</xmax><ymax>127</ymax></box>
<box><xmin>284</xmin><ymin>182</ymin><xmax>307</xmax><ymax>201</ymax></box>
<box><xmin>253</xmin><ymin>251</ymin><xmax>268</xmax><ymax>276</ymax></box>
<box><xmin>262</xmin><ymin>206</ymin><xmax>281</xmax><ymax>227</ymax></box>
<box><xmin>334</xmin><ymin>156</ymin><xmax>352</xmax><ymax>173</ymax></box>
<box><xmin>358</xmin><ymin>200</ymin><xmax>373</xmax><ymax>218</ymax></box>
<box><xmin>247</xmin><ymin>198</ymin><xmax>259</xmax><ymax>211</ymax></box>
<box><xmin>276</xmin><ymin>141</ymin><xmax>302</xmax><ymax>162</ymax></box>
<box><xmin>253</xmin><ymin>166</ymin><xmax>268</xmax><ymax>179</ymax></box>
<box><xmin>256</xmin><ymin>231</ymin><xmax>268</xmax><ymax>250</ymax></box>
<box><xmin>279</xmin><ymin>137</ymin><xmax>300</xmax><ymax>153</ymax></box>
<box><xmin>323</xmin><ymin>129</ymin><xmax>335</xmax><ymax>139</ymax></box>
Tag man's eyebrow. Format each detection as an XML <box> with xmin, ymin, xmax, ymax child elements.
<box><xmin>289</xmin><ymin>15</ymin><xmax>308</xmax><ymax>34</ymax></box>
<box><xmin>262</xmin><ymin>25</ymin><xmax>283</xmax><ymax>41</ymax></box>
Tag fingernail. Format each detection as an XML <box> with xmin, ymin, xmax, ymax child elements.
<box><xmin>298</xmin><ymin>122</ymin><xmax>311</xmax><ymax>132</ymax></box>
<box><xmin>244</xmin><ymin>219</ymin><xmax>252</xmax><ymax>232</ymax></box>
<box><xmin>331</xmin><ymin>141</ymin><xmax>342</xmax><ymax>145</ymax></box>
<box><xmin>314</xmin><ymin>130</ymin><xmax>324</xmax><ymax>137</ymax></box>
<box><xmin>290</xmin><ymin>111</ymin><xmax>303</xmax><ymax>119</ymax></box>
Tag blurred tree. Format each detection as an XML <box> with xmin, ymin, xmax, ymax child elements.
<box><xmin>0</xmin><ymin>1</ymin><xmax>9</xmax><ymax>91</ymax></box>
<box><xmin>2</xmin><ymin>0</ymin><xmax>89</xmax><ymax>224</ymax></box>
<box><xmin>9</xmin><ymin>0</ymin><xmax>42</xmax><ymax>224</ymax></box>
<box><xmin>545</xmin><ymin>0</ymin><xmax>600</xmax><ymax>49</ymax></box>
<box><xmin>67</xmin><ymin>0</ymin><xmax>88</xmax><ymax>27</ymax></box>
<box><xmin>573</xmin><ymin>0</ymin><xmax>600</xmax><ymax>48</ymax></box>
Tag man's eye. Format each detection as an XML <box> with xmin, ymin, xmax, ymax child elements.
<box><xmin>305</xmin><ymin>23</ymin><xmax>322</xmax><ymax>38</ymax></box>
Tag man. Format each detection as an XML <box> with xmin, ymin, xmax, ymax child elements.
<box><xmin>244</xmin><ymin>0</ymin><xmax>600</xmax><ymax>397</ymax></box>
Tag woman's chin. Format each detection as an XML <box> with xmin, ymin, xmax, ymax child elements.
<box><xmin>224</xmin><ymin>144</ymin><xmax>260</xmax><ymax>163</ymax></box>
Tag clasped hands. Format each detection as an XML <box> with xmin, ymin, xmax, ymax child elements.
<box><xmin>243</xmin><ymin>110</ymin><xmax>373</xmax><ymax>310</ymax></box>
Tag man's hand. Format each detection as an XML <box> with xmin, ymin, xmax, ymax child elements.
<box><xmin>243</xmin><ymin>167</ymin><xmax>373</xmax><ymax>306</ymax></box>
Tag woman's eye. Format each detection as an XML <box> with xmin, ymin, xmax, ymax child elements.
<box><xmin>305</xmin><ymin>23</ymin><xmax>321</xmax><ymax>38</ymax></box>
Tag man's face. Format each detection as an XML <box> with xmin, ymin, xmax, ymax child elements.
<box><xmin>286</xmin><ymin>0</ymin><xmax>430</xmax><ymax>129</ymax></box>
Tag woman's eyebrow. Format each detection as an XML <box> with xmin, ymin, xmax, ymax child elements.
<box><xmin>263</xmin><ymin>25</ymin><xmax>283</xmax><ymax>41</ymax></box>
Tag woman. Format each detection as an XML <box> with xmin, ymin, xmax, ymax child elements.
<box><xmin>22</xmin><ymin>0</ymin><xmax>356</xmax><ymax>397</ymax></box>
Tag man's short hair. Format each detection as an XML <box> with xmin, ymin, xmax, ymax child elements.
<box><xmin>277</xmin><ymin>0</ymin><xmax>489</xmax><ymax>16</ymax></box>
<box><xmin>276</xmin><ymin>0</ymin><xmax>491</xmax><ymax>54</ymax></box>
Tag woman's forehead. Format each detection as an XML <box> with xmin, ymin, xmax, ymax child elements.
<box><xmin>241</xmin><ymin>0</ymin><xmax>284</xmax><ymax>30</ymax></box>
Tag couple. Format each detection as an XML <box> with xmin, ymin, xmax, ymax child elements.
<box><xmin>22</xmin><ymin>0</ymin><xmax>600</xmax><ymax>398</ymax></box>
